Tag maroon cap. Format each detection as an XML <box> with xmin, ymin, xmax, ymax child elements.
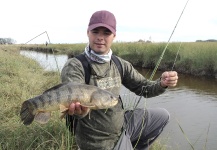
<box><xmin>88</xmin><ymin>10</ymin><xmax>116</xmax><ymax>34</ymax></box>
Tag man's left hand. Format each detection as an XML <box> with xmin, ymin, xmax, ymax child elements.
<box><xmin>160</xmin><ymin>71</ymin><xmax>178</xmax><ymax>88</ymax></box>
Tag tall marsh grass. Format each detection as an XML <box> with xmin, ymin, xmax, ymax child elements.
<box><xmin>20</xmin><ymin>41</ymin><xmax>217</xmax><ymax>78</ymax></box>
<box><xmin>112</xmin><ymin>42</ymin><xmax>217</xmax><ymax>77</ymax></box>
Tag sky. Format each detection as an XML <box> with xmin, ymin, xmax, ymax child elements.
<box><xmin>1</xmin><ymin>0</ymin><xmax>216</xmax><ymax>44</ymax></box>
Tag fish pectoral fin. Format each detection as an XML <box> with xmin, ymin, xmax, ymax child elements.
<box><xmin>59</xmin><ymin>104</ymin><xmax>69</xmax><ymax>113</ymax></box>
<box><xmin>59</xmin><ymin>104</ymin><xmax>69</xmax><ymax>120</ymax></box>
<box><xmin>34</xmin><ymin>112</ymin><xmax>51</xmax><ymax>124</ymax></box>
<box><xmin>80</xmin><ymin>103</ymin><xmax>96</xmax><ymax>109</ymax></box>
<box><xmin>60</xmin><ymin>111</ymin><xmax>67</xmax><ymax>120</ymax></box>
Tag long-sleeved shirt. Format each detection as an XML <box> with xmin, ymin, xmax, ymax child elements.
<box><xmin>61</xmin><ymin>53</ymin><xmax>166</xmax><ymax>150</ymax></box>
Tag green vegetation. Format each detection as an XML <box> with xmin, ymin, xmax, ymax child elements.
<box><xmin>1</xmin><ymin>41</ymin><xmax>215</xmax><ymax>149</ymax></box>
<box><xmin>0</xmin><ymin>45</ymin><xmax>169</xmax><ymax>149</ymax></box>
<box><xmin>20</xmin><ymin>42</ymin><xmax>217</xmax><ymax>78</ymax></box>
<box><xmin>0</xmin><ymin>47</ymin><xmax>77</xmax><ymax>149</ymax></box>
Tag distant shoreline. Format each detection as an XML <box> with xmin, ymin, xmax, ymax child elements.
<box><xmin>2</xmin><ymin>42</ymin><xmax>217</xmax><ymax>78</ymax></box>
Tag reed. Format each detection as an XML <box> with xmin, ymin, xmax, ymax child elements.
<box><xmin>19</xmin><ymin>41</ymin><xmax>217</xmax><ymax>77</ymax></box>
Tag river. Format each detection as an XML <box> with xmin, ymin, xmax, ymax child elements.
<box><xmin>20</xmin><ymin>50</ymin><xmax>217</xmax><ymax>150</ymax></box>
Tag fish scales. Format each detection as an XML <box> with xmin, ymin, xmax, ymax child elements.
<box><xmin>20</xmin><ymin>82</ymin><xmax>118</xmax><ymax>125</ymax></box>
<box><xmin>42</xmin><ymin>84</ymin><xmax>92</xmax><ymax>107</ymax></box>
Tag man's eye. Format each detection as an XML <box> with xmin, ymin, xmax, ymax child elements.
<box><xmin>92</xmin><ymin>31</ymin><xmax>98</xmax><ymax>34</ymax></box>
<box><xmin>104</xmin><ymin>32</ymin><xmax>112</xmax><ymax>35</ymax></box>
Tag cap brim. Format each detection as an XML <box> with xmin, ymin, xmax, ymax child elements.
<box><xmin>88</xmin><ymin>23</ymin><xmax>116</xmax><ymax>34</ymax></box>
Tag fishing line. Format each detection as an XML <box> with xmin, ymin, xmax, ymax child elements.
<box><xmin>121</xmin><ymin>0</ymin><xmax>190</xmax><ymax>149</ymax></box>
<box><xmin>21</xmin><ymin>31</ymin><xmax>46</xmax><ymax>46</ymax></box>
<box><xmin>171</xmin><ymin>42</ymin><xmax>182</xmax><ymax>71</ymax></box>
<box><xmin>149</xmin><ymin>0</ymin><xmax>190</xmax><ymax>81</ymax></box>
<box><xmin>132</xmin><ymin>42</ymin><xmax>182</xmax><ymax>148</ymax></box>
<box><xmin>44</xmin><ymin>31</ymin><xmax>61</xmax><ymax>75</ymax></box>
<box><xmin>21</xmin><ymin>31</ymin><xmax>61</xmax><ymax>75</ymax></box>
<box><xmin>135</xmin><ymin>0</ymin><xmax>189</xmax><ymax>110</ymax></box>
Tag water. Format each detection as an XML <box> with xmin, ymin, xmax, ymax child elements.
<box><xmin>20</xmin><ymin>50</ymin><xmax>68</xmax><ymax>72</ymax></box>
<box><xmin>121</xmin><ymin>70</ymin><xmax>217</xmax><ymax>150</ymax></box>
<box><xmin>20</xmin><ymin>50</ymin><xmax>217</xmax><ymax>150</ymax></box>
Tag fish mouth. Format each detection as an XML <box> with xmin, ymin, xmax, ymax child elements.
<box><xmin>113</xmin><ymin>99</ymin><xmax>118</xmax><ymax>105</ymax></box>
<box><xmin>100</xmin><ymin>99</ymin><xmax>118</xmax><ymax>109</ymax></box>
<box><xmin>113</xmin><ymin>101</ymin><xmax>118</xmax><ymax>106</ymax></box>
<box><xmin>110</xmin><ymin>98</ymin><xmax>118</xmax><ymax>107</ymax></box>
<box><xmin>112</xmin><ymin>96</ymin><xmax>119</xmax><ymax>104</ymax></box>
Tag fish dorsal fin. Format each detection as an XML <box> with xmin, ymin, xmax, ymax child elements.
<box><xmin>35</xmin><ymin>111</ymin><xmax>51</xmax><ymax>124</ymax></box>
<box><xmin>43</xmin><ymin>83</ymin><xmax>66</xmax><ymax>94</ymax></box>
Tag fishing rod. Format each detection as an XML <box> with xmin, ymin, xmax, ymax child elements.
<box><xmin>21</xmin><ymin>31</ymin><xmax>61</xmax><ymax>75</ymax></box>
<box><xmin>44</xmin><ymin>31</ymin><xmax>61</xmax><ymax>75</ymax></box>
<box><xmin>122</xmin><ymin>1</ymin><xmax>190</xmax><ymax>149</ymax></box>
<box><xmin>171</xmin><ymin>42</ymin><xmax>182</xmax><ymax>71</ymax></box>
<box><xmin>21</xmin><ymin>31</ymin><xmax>47</xmax><ymax>46</ymax></box>
<box><xmin>149</xmin><ymin>0</ymin><xmax>190</xmax><ymax>80</ymax></box>
<box><xmin>133</xmin><ymin>0</ymin><xmax>190</xmax><ymax>110</ymax></box>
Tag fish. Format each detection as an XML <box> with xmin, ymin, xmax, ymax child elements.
<box><xmin>20</xmin><ymin>82</ymin><xmax>118</xmax><ymax>125</ymax></box>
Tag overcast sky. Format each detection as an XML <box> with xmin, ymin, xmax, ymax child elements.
<box><xmin>1</xmin><ymin>0</ymin><xmax>216</xmax><ymax>44</ymax></box>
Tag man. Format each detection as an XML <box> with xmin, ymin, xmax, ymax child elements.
<box><xmin>61</xmin><ymin>10</ymin><xmax>178</xmax><ymax>150</ymax></box>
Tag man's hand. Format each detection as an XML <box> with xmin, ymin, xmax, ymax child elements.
<box><xmin>68</xmin><ymin>102</ymin><xmax>90</xmax><ymax>117</ymax></box>
<box><xmin>160</xmin><ymin>71</ymin><xmax>178</xmax><ymax>88</ymax></box>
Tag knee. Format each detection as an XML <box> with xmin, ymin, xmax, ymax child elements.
<box><xmin>160</xmin><ymin>108</ymin><xmax>170</xmax><ymax>124</ymax></box>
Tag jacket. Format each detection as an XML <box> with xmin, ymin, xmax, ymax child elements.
<box><xmin>61</xmin><ymin>53</ymin><xmax>166</xmax><ymax>150</ymax></box>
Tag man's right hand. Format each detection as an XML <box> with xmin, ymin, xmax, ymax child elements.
<box><xmin>68</xmin><ymin>102</ymin><xmax>90</xmax><ymax>117</ymax></box>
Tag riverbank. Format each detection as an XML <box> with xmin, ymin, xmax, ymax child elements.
<box><xmin>0</xmin><ymin>48</ymin><xmax>78</xmax><ymax>149</ymax></box>
<box><xmin>19</xmin><ymin>42</ymin><xmax>217</xmax><ymax>78</ymax></box>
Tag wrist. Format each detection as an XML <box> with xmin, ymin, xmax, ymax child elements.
<box><xmin>159</xmin><ymin>77</ymin><xmax>168</xmax><ymax>88</ymax></box>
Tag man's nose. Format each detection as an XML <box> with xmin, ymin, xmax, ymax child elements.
<box><xmin>96</xmin><ymin>32</ymin><xmax>104</xmax><ymax>40</ymax></box>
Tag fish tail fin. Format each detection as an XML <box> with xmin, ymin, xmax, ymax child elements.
<box><xmin>20</xmin><ymin>101</ymin><xmax>35</xmax><ymax>125</ymax></box>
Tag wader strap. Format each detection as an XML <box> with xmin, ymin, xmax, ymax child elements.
<box><xmin>111</xmin><ymin>55</ymin><xmax>123</xmax><ymax>83</ymax></box>
<box><xmin>76</xmin><ymin>54</ymin><xmax>123</xmax><ymax>84</ymax></box>
<box><xmin>75</xmin><ymin>54</ymin><xmax>91</xmax><ymax>84</ymax></box>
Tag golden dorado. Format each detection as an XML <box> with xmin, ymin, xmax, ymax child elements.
<box><xmin>20</xmin><ymin>82</ymin><xmax>118</xmax><ymax>125</ymax></box>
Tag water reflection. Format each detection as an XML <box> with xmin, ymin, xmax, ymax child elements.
<box><xmin>124</xmin><ymin>68</ymin><xmax>217</xmax><ymax>150</ymax></box>
<box><xmin>20</xmin><ymin>50</ymin><xmax>68</xmax><ymax>71</ymax></box>
<box><xmin>136</xmin><ymin>67</ymin><xmax>217</xmax><ymax>98</ymax></box>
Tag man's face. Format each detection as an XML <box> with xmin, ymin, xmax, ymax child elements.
<box><xmin>87</xmin><ymin>27</ymin><xmax>116</xmax><ymax>55</ymax></box>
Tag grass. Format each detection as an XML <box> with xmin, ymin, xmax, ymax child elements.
<box><xmin>0</xmin><ymin>45</ymin><xmax>170</xmax><ymax>149</ymax></box>
<box><xmin>3</xmin><ymin>42</ymin><xmax>215</xmax><ymax>149</ymax></box>
<box><xmin>20</xmin><ymin>41</ymin><xmax>217</xmax><ymax>78</ymax></box>
<box><xmin>0</xmin><ymin>46</ymin><xmax>78</xmax><ymax>150</ymax></box>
